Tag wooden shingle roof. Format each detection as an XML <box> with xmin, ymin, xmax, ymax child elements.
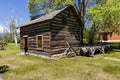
<box><xmin>20</xmin><ymin>5</ymin><xmax>82</xmax><ymax>27</ymax></box>
<box><xmin>20</xmin><ymin>6</ymin><xmax>68</xmax><ymax>27</ymax></box>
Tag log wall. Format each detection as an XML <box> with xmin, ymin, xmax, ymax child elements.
<box><xmin>20</xmin><ymin>7</ymin><xmax>81</xmax><ymax>56</ymax></box>
<box><xmin>20</xmin><ymin>21</ymin><xmax>51</xmax><ymax>55</ymax></box>
<box><xmin>51</xmin><ymin>8</ymin><xmax>81</xmax><ymax>54</ymax></box>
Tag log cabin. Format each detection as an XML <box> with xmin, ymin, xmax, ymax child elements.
<box><xmin>20</xmin><ymin>5</ymin><xmax>82</xmax><ymax>58</ymax></box>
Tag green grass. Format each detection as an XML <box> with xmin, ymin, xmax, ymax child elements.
<box><xmin>0</xmin><ymin>43</ymin><xmax>120</xmax><ymax>80</ymax></box>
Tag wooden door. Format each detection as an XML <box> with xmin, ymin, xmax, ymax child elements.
<box><xmin>24</xmin><ymin>37</ymin><xmax>28</xmax><ymax>53</ymax></box>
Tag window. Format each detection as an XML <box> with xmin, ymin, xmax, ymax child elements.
<box><xmin>37</xmin><ymin>35</ymin><xmax>43</xmax><ymax>48</ymax></box>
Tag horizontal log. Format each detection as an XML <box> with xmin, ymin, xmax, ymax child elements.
<box><xmin>51</xmin><ymin>26</ymin><xmax>80</xmax><ymax>30</ymax></box>
<box><xmin>43</xmin><ymin>36</ymin><xmax>51</xmax><ymax>39</ymax></box>
<box><xmin>51</xmin><ymin>42</ymin><xmax>79</xmax><ymax>46</ymax></box>
<box><xmin>67</xmin><ymin>21</ymin><xmax>78</xmax><ymax>25</ymax></box>
<box><xmin>61</xmin><ymin>12</ymin><xmax>68</xmax><ymax>16</ymax></box>
<box><xmin>22</xmin><ymin>29</ymin><xmax>50</xmax><ymax>36</ymax></box>
<box><xmin>64</xmin><ymin>10</ymin><xmax>69</xmax><ymax>14</ymax></box>
<box><xmin>28</xmin><ymin>37</ymin><xmax>36</xmax><ymax>39</ymax></box>
<box><xmin>43</xmin><ymin>42</ymin><xmax>51</xmax><ymax>45</ymax></box>
<box><xmin>67</xmin><ymin>17</ymin><xmax>77</xmax><ymax>22</ymax></box>
<box><xmin>21</xmin><ymin>26</ymin><xmax>50</xmax><ymax>32</ymax></box>
<box><xmin>43</xmin><ymin>39</ymin><xmax>51</xmax><ymax>42</ymax></box>
<box><xmin>21</xmin><ymin>22</ymin><xmax>50</xmax><ymax>29</ymax></box>
<box><xmin>51</xmin><ymin>30</ymin><xmax>79</xmax><ymax>34</ymax></box>
<box><xmin>51</xmin><ymin>48</ymin><xmax>65</xmax><ymax>55</ymax></box>
<box><xmin>28</xmin><ymin>40</ymin><xmax>36</xmax><ymax>42</ymax></box>
<box><xmin>28</xmin><ymin>43</ymin><xmax>36</xmax><ymax>45</ymax></box>
<box><xmin>43</xmin><ymin>32</ymin><xmax>51</xmax><ymax>36</ymax></box>
<box><xmin>51</xmin><ymin>20</ymin><xmax>62</xmax><ymax>24</ymax></box>
<box><xmin>51</xmin><ymin>20</ymin><xmax>79</xmax><ymax>27</ymax></box>
<box><xmin>54</xmin><ymin>18</ymin><xmax>62</xmax><ymax>21</ymax></box>
<box><xmin>51</xmin><ymin>23</ymin><xmax>63</xmax><ymax>27</ymax></box>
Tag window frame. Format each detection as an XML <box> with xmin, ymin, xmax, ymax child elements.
<box><xmin>23</xmin><ymin>35</ymin><xmax>28</xmax><ymax>47</ymax></box>
<box><xmin>36</xmin><ymin>35</ymin><xmax>43</xmax><ymax>49</ymax></box>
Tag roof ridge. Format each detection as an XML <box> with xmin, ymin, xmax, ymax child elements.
<box><xmin>20</xmin><ymin>5</ymin><xmax>77</xmax><ymax>27</ymax></box>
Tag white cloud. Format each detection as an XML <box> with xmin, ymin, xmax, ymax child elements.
<box><xmin>0</xmin><ymin>25</ymin><xmax>9</xmax><ymax>33</ymax></box>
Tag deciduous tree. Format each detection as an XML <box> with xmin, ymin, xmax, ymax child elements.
<box><xmin>9</xmin><ymin>17</ymin><xmax>18</xmax><ymax>45</ymax></box>
<box><xmin>87</xmin><ymin>0</ymin><xmax>120</xmax><ymax>33</ymax></box>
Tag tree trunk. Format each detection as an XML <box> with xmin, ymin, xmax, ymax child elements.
<box><xmin>14</xmin><ymin>33</ymin><xmax>18</xmax><ymax>46</ymax></box>
<box><xmin>88</xmin><ymin>23</ymin><xmax>99</xmax><ymax>44</ymax></box>
<box><xmin>77</xmin><ymin>0</ymin><xmax>89</xmax><ymax>45</ymax></box>
<box><xmin>88</xmin><ymin>29</ymin><xmax>95</xmax><ymax>44</ymax></box>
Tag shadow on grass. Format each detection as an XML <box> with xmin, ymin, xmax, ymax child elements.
<box><xmin>0</xmin><ymin>48</ymin><xmax>6</xmax><ymax>50</ymax></box>
<box><xmin>0</xmin><ymin>65</ymin><xmax>9</xmax><ymax>74</ymax></box>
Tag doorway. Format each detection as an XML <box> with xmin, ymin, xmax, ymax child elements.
<box><xmin>24</xmin><ymin>37</ymin><xmax>28</xmax><ymax>53</ymax></box>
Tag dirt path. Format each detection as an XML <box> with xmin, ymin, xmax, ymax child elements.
<box><xmin>104</xmin><ymin>57</ymin><xmax>120</xmax><ymax>62</ymax></box>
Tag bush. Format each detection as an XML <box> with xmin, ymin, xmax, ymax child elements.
<box><xmin>17</xmin><ymin>36</ymin><xmax>21</xmax><ymax>43</ymax></box>
<box><xmin>105</xmin><ymin>42</ymin><xmax>120</xmax><ymax>49</ymax></box>
<box><xmin>0</xmin><ymin>36</ymin><xmax>21</xmax><ymax>43</ymax></box>
<box><xmin>0</xmin><ymin>38</ymin><xmax>14</xmax><ymax>43</ymax></box>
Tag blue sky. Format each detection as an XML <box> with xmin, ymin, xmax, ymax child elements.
<box><xmin>0</xmin><ymin>0</ymin><xmax>30</xmax><ymax>27</ymax></box>
<box><xmin>0</xmin><ymin>0</ymin><xmax>82</xmax><ymax>28</ymax></box>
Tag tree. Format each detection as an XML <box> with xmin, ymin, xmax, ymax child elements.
<box><xmin>87</xmin><ymin>0</ymin><xmax>120</xmax><ymax>33</ymax></box>
<box><xmin>3</xmin><ymin>29</ymin><xmax>10</xmax><ymax>39</ymax></box>
<box><xmin>86</xmin><ymin>0</ymin><xmax>120</xmax><ymax>43</ymax></box>
<box><xmin>77</xmin><ymin>0</ymin><xmax>89</xmax><ymax>44</ymax></box>
<box><xmin>27</xmin><ymin>0</ymin><xmax>74</xmax><ymax>18</ymax></box>
<box><xmin>9</xmin><ymin>17</ymin><xmax>18</xmax><ymax>45</ymax></box>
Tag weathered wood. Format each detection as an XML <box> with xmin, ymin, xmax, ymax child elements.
<box><xmin>64</xmin><ymin>41</ymin><xmax>77</xmax><ymax>57</ymax></box>
<box><xmin>80</xmin><ymin>44</ymin><xmax>112</xmax><ymax>57</ymax></box>
<box><xmin>20</xmin><ymin>5</ymin><xmax>81</xmax><ymax>56</ymax></box>
<box><xmin>21</xmin><ymin>21</ymin><xmax>50</xmax><ymax>29</ymax></box>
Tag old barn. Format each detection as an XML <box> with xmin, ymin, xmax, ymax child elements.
<box><xmin>20</xmin><ymin>5</ymin><xmax>82</xmax><ymax>57</ymax></box>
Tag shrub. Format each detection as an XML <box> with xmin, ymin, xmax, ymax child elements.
<box><xmin>17</xmin><ymin>36</ymin><xmax>21</xmax><ymax>43</ymax></box>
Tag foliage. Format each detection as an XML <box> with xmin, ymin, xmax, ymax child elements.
<box><xmin>9</xmin><ymin>17</ymin><xmax>17</xmax><ymax>38</ymax></box>
<box><xmin>17</xmin><ymin>36</ymin><xmax>21</xmax><ymax>43</ymax></box>
<box><xmin>3</xmin><ymin>38</ymin><xmax>14</xmax><ymax>43</ymax></box>
<box><xmin>27</xmin><ymin>0</ymin><xmax>74</xmax><ymax>17</ymax></box>
<box><xmin>2</xmin><ymin>29</ymin><xmax>10</xmax><ymax>39</ymax></box>
<box><xmin>2</xmin><ymin>29</ymin><xmax>14</xmax><ymax>43</ymax></box>
<box><xmin>0</xmin><ymin>43</ymin><xmax>120</xmax><ymax>80</ymax></box>
<box><xmin>83</xmin><ymin>27</ymin><xmax>89</xmax><ymax>43</ymax></box>
<box><xmin>8</xmin><ymin>17</ymin><xmax>18</xmax><ymax>45</ymax></box>
<box><xmin>87</xmin><ymin>0</ymin><xmax>120</xmax><ymax>33</ymax></box>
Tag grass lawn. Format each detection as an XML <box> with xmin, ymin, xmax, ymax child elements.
<box><xmin>0</xmin><ymin>43</ymin><xmax>120</xmax><ymax>80</ymax></box>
